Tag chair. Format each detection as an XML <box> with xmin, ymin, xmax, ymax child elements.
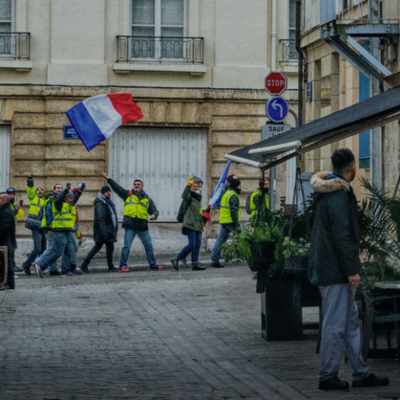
<box><xmin>358</xmin><ymin>272</ymin><xmax>400</xmax><ymax>361</ymax></box>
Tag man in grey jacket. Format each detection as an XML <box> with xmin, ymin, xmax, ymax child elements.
<box><xmin>309</xmin><ymin>148</ymin><xmax>389</xmax><ymax>391</ymax></box>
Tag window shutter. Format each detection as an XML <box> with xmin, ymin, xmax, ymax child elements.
<box><xmin>0</xmin><ymin>125</ymin><xmax>10</xmax><ymax>190</ymax></box>
<box><xmin>109</xmin><ymin>127</ymin><xmax>207</xmax><ymax>221</ymax></box>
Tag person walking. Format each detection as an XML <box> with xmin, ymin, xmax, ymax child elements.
<box><xmin>80</xmin><ymin>185</ymin><xmax>118</xmax><ymax>273</ymax></box>
<box><xmin>248</xmin><ymin>178</ymin><xmax>269</xmax><ymax>217</ymax></box>
<box><xmin>308</xmin><ymin>148</ymin><xmax>389</xmax><ymax>391</ymax></box>
<box><xmin>34</xmin><ymin>187</ymin><xmax>83</xmax><ymax>278</ymax></box>
<box><xmin>211</xmin><ymin>178</ymin><xmax>242</xmax><ymax>268</ymax></box>
<box><xmin>6</xmin><ymin>188</ymin><xmax>24</xmax><ymax>272</ymax></box>
<box><xmin>101</xmin><ymin>172</ymin><xmax>163</xmax><ymax>271</ymax></box>
<box><xmin>22</xmin><ymin>173</ymin><xmax>47</xmax><ymax>274</ymax></box>
<box><xmin>171</xmin><ymin>177</ymin><xmax>207</xmax><ymax>271</ymax></box>
<box><xmin>0</xmin><ymin>193</ymin><xmax>16</xmax><ymax>290</ymax></box>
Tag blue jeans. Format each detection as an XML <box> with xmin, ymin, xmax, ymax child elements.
<box><xmin>36</xmin><ymin>232</ymin><xmax>74</xmax><ymax>274</ymax></box>
<box><xmin>319</xmin><ymin>283</ymin><xmax>370</xmax><ymax>382</ymax></box>
<box><xmin>24</xmin><ymin>229</ymin><xmax>46</xmax><ymax>267</ymax></box>
<box><xmin>211</xmin><ymin>224</ymin><xmax>234</xmax><ymax>263</ymax></box>
<box><xmin>62</xmin><ymin>232</ymin><xmax>78</xmax><ymax>266</ymax></box>
<box><xmin>120</xmin><ymin>229</ymin><xmax>157</xmax><ymax>269</ymax></box>
<box><xmin>35</xmin><ymin>232</ymin><xmax>58</xmax><ymax>272</ymax></box>
<box><xmin>177</xmin><ymin>229</ymin><xmax>202</xmax><ymax>263</ymax></box>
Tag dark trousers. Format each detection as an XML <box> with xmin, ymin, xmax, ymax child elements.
<box><xmin>24</xmin><ymin>229</ymin><xmax>47</xmax><ymax>267</ymax></box>
<box><xmin>7</xmin><ymin>248</ymin><xmax>15</xmax><ymax>289</ymax></box>
<box><xmin>82</xmin><ymin>242</ymin><xmax>114</xmax><ymax>269</ymax></box>
<box><xmin>177</xmin><ymin>229</ymin><xmax>202</xmax><ymax>263</ymax></box>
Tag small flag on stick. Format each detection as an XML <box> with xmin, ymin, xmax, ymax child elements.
<box><xmin>66</xmin><ymin>93</ymin><xmax>143</xmax><ymax>151</ymax></box>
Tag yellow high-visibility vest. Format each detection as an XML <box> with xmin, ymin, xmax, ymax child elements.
<box><xmin>123</xmin><ymin>194</ymin><xmax>149</xmax><ymax>220</ymax></box>
<box><xmin>250</xmin><ymin>189</ymin><xmax>269</xmax><ymax>216</ymax></box>
<box><xmin>219</xmin><ymin>190</ymin><xmax>241</xmax><ymax>224</ymax></box>
<box><xmin>51</xmin><ymin>202</ymin><xmax>75</xmax><ymax>230</ymax></box>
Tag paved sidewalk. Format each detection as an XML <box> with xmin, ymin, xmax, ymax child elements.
<box><xmin>1</xmin><ymin>265</ymin><xmax>399</xmax><ymax>399</ymax></box>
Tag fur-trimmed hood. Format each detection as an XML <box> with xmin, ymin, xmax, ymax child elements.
<box><xmin>310</xmin><ymin>171</ymin><xmax>351</xmax><ymax>194</ymax></box>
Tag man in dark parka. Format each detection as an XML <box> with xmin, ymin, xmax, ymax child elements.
<box><xmin>80</xmin><ymin>186</ymin><xmax>118</xmax><ymax>273</ymax></box>
<box><xmin>308</xmin><ymin>148</ymin><xmax>389</xmax><ymax>391</ymax></box>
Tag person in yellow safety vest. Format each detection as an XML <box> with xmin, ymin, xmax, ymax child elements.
<box><xmin>5</xmin><ymin>187</ymin><xmax>24</xmax><ymax>273</ymax></box>
<box><xmin>249</xmin><ymin>179</ymin><xmax>270</xmax><ymax>217</ymax></box>
<box><xmin>211</xmin><ymin>178</ymin><xmax>242</xmax><ymax>268</ymax></box>
<box><xmin>34</xmin><ymin>186</ymin><xmax>83</xmax><ymax>278</ymax></box>
<box><xmin>21</xmin><ymin>173</ymin><xmax>48</xmax><ymax>275</ymax></box>
<box><xmin>101</xmin><ymin>172</ymin><xmax>164</xmax><ymax>271</ymax></box>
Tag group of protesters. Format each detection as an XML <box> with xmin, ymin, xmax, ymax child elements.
<box><xmin>0</xmin><ymin>168</ymin><xmax>271</xmax><ymax>289</ymax></box>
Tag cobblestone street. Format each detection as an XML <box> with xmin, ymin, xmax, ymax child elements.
<box><xmin>0</xmin><ymin>265</ymin><xmax>399</xmax><ymax>400</ymax></box>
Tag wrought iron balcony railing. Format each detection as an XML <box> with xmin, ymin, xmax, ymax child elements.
<box><xmin>280</xmin><ymin>39</ymin><xmax>298</xmax><ymax>63</ymax></box>
<box><xmin>0</xmin><ymin>33</ymin><xmax>30</xmax><ymax>60</ymax></box>
<box><xmin>116</xmin><ymin>36</ymin><xmax>204</xmax><ymax>64</ymax></box>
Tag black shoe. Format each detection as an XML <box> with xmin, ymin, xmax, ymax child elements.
<box><xmin>79</xmin><ymin>264</ymin><xmax>90</xmax><ymax>273</ymax></box>
<box><xmin>352</xmin><ymin>373</ymin><xmax>390</xmax><ymax>388</ymax></box>
<box><xmin>210</xmin><ymin>262</ymin><xmax>224</xmax><ymax>268</ymax></box>
<box><xmin>192</xmin><ymin>263</ymin><xmax>206</xmax><ymax>271</ymax></box>
<box><xmin>171</xmin><ymin>258</ymin><xmax>179</xmax><ymax>271</ymax></box>
<box><xmin>181</xmin><ymin>258</ymin><xmax>189</xmax><ymax>268</ymax></box>
<box><xmin>319</xmin><ymin>376</ymin><xmax>349</xmax><ymax>391</ymax></box>
<box><xmin>14</xmin><ymin>266</ymin><xmax>23</xmax><ymax>272</ymax></box>
<box><xmin>23</xmin><ymin>264</ymin><xmax>31</xmax><ymax>276</ymax></box>
<box><xmin>197</xmin><ymin>262</ymin><xmax>206</xmax><ymax>268</ymax></box>
<box><xmin>49</xmin><ymin>270</ymin><xmax>61</xmax><ymax>276</ymax></box>
<box><xmin>107</xmin><ymin>267</ymin><xmax>119</xmax><ymax>273</ymax></box>
<box><xmin>70</xmin><ymin>264</ymin><xmax>82</xmax><ymax>275</ymax></box>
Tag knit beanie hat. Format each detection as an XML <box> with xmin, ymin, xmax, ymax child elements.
<box><xmin>229</xmin><ymin>178</ymin><xmax>241</xmax><ymax>190</ymax></box>
<box><xmin>101</xmin><ymin>185</ymin><xmax>111</xmax><ymax>194</ymax></box>
<box><xmin>192</xmin><ymin>176</ymin><xmax>203</xmax><ymax>184</ymax></box>
<box><xmin>65</xmin><ymin>190</ymin><xmax>73</xmax><ymax>197</ymax></box>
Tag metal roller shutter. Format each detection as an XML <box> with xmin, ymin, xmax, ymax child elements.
<box><xmin>0</xmin><ymin>125</ymin><xmax>10</xmax><ymax>191</ymax></box>
<box><xmin>109</xmin><ymin>126</ymin><xmax>208</xmax><ymax>221</ymax></box>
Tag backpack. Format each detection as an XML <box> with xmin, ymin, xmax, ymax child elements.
<box><xmin>176</xmin><ymin>201</ymin><xmax>185</xmax><ymax>223</ymax></box>
<box><xmin>245</xmin><ymin>194</ymin><xmax>252</xmax><ymax>215</ymax></box>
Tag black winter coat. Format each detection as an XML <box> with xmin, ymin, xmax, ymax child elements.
<box><xmin>93</xmin><ymin>196</ymin><xmax>118</xmax><ymax>243</ymax></box>
<box><xmin>308</xmin><ymin>171</ymin><xmax>361</xmax><ymax>286</ymax></box>
<box><xmin>107</xmin><ymin>178</ymin><xmax>159</xmax><ymax>231</ymax></box>
<box><xmin>0</xmin><ymin>203</ymin><xmax>17</xmax><ymax>250</ymax></box>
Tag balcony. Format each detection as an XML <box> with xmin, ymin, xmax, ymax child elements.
<box><xmin>114</xmin><ymin>36</ymin><xmax>206</xmax><ymax>75</ymax></box>
<box><xmin>280</xmin><ymin>39</ymin><xmax>298</xmax><ymax>64</ymax></box>
<box><xmin>0</xmin><ymin>32</ymin><xmax>30</xmax><ymax>60</ymax></box>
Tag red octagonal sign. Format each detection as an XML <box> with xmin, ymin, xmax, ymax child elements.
<box><xmin>265</xmin><ymin>71</ymin><xmax>287</xmax><ymax>96</ymax></box>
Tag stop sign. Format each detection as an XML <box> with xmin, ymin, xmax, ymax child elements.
<box><xmin>264</xmin><ymin>71</ymin><xmax>287</xmax><ymax>96</ymax></box>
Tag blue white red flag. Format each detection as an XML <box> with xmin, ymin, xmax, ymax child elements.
<box><xmin>66</xmin><ymin>93</ymin><xmax>143</xmax><ymax>151</ymax></box>
<box><xmin>208</xmin><ymin>161</ymin><xmax>231</xmax><ymax>209</ymax></box>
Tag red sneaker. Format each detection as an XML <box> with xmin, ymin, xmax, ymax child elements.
<box><xmin>151</xmin><ymin>265</ymin><xmax>164</xmax><ymax>271</ymax></box>
<box><xmin>119</xmin><ymin>267</ymin><xmax>130</xmax><ymax>273</ymax></box>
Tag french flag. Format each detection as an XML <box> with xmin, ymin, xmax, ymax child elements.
<box><xmin>66</xmin><ymin>93</ymin><xmax>143</xmax><ymax>151</ymax></box>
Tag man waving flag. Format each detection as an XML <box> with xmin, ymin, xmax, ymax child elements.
<box><xmin>66</xmin><ymin>93</ymin><xmax>143</xmax><ymax>151</ymax></box>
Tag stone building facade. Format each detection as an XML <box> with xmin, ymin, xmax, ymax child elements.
<box><xmin>0</xmin><ymin>0</ymin><xmax>298</xmax><ymax>260</ymax></box>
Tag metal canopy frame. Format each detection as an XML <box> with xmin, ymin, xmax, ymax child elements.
<box><xmin>225</xmin><ymin>85</ymin><xmax>400</xmax><ymax>171</ymax></box>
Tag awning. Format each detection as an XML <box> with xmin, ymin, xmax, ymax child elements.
<box><xmin>225</xmin><ymin>85</ymin><xmax>400</xmax><ymax>170</ymax></box>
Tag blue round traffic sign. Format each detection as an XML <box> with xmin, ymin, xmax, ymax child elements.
<box><xmin>266</xmin><ymin>96</ymin><xmax>289</xmax><ymax>123</ymax></box>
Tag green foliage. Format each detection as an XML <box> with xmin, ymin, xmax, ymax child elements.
<box><xmin>282</xmin><ymin>237</ymin><xmax>310</xmax><ymax>258</ymax></box>
<box><xmin>359</xmin><ymin>177</ymin><xmax>400</xmax><ymax>282</ymax></box>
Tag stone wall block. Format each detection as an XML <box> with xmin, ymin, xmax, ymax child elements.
<box><xmin>213</xmin><ymin>132</ymin><xmax>261</xmax><ymax>146</ymax></box>
<box><xmin>212</xmin><ymin>162</ymin><xmax>260</xmax><ymax>179</ymax></box>
<box><xmin>181</xmin><ymin>102</ymin><xmax>198</xmax><ymax>124</ymax></box>
<box><xmin>213</xmin><ymin>102</ymin><xmax>264</xmax><ymax>116</ymax></box>
<box><xmin>13</xmin><ymin>113</ymin><xmax>48</xmax><ymax>129</ymax></box>
<box><xmin>2</xmin><ymin>100</ymin><xmax>46</xmax><ymax>122</ymax></box>
<box><xmin>152</xmin><ymin>102</ymin><xmax>167</xmax><ymax>123</ymax></box>
<box><xmin>13</xmin><ymin>129</ymin><xmax>46</xmax><ymax>145</ymax></box>
<box><xmin>47</xmin><ymin>114</ymin><xmax>71</xmax><ymax>129</ymax></box>
<box><xmin>14</xmin><ymin>145</ymin><xmax>46</xmax><ymax>160</ymax></box>
<box><xmin>196</xmin><ymin>103</ymin><xmax>212</xmax><ymax>124</ymax></box>
<box><xmin>168</xmin><ymin>102</ymin><xmax>182</xmax><ymax>123</ymax></box>
<box><xmin>45</xmin><ymin>144</ymin><xmax>105</xmax><ymax>160</ymax></box>
<box><xmin>46</xmin><ymin>100</ymin><xmax>79</xmax><ymax>113</ymax></box>
<box><xmin>45</xmin><ymin>160</ymin><xmax>105</xmax><ymax>176</ymax></box>
<box><xmin>135</xmin><ymin>102</ymin><xmax>151</xmax><ymax>123</ymax></box>
<box><xmin>214</xmin><ymin>117</ymin><xmax>265</xmax><ymax>131</ymax></box>
<box><xmin>12</xmin><ymin>177</ymin><xmax>46</xmax><ymax>191</ymax></box>
<box><xmin>13</xmin><ymin>161</ymin><xmax>46</xmax><ymax>177</ymax></box>
<box><xmin>212</xmin><ymin>146</ymin><xmax>242</xmax><ymax>161</ymax></box>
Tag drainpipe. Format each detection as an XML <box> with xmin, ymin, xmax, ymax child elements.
<box><xmin>271</xmin><ymin>0</ymin><xmax>277</xmax><ymax>71</ymax></box>
<box><xmin>296</xmin><ymin>0</ymin><xmax>303</xmax><ymax>126</ymax></box>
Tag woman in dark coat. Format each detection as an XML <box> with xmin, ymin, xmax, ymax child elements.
<box><xmin>79</xmin><ymin>186</ymin><xmax>118</xmax><ymax>273</ymax></box>
<box><xmin>171</xmin><ymin>177</ymin><xmax>207</xmax><ymax>271</ymax></box>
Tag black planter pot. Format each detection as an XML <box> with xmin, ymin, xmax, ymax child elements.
<box><xmin>261</xmin><ymin>279</ymin><xmax>303</xmax><ymax>341</ymax></box>
<box><xmin>247</xmin><ymin>242</ymin><xmax>275</xmax><ymax>272</ymax></box>
<box><xmin>284</xmin><ymin>255</ymin><xmax>309</xmax><ymax>277</ymax></box>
